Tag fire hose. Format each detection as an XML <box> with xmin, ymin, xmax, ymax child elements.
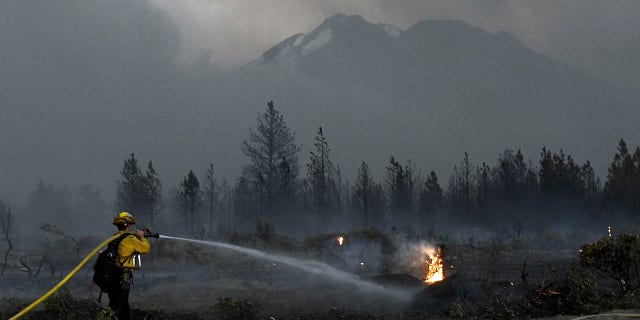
<box><xmin>9</xmin><ymin>231</ymin><xmax>159</xmax><ymax>320</ymax></box>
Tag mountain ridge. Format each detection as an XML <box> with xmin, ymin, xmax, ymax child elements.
<box><xmin>239</xmin><ymin>13</ymin><xmax>639</xmax><ymax>184</ymax></box>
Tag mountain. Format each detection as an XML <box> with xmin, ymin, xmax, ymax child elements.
<box><xmin>2</xmin><ymin>11</ymin><xmax>639</xmax><ymax>205</ymax></box>
<box><xmin>243</xmin><ymin>14</ymin><xmax>639</xmax><ymax>176</ymax></box>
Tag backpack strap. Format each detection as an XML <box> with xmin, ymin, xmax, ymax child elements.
<box><xmin>111</xmin><ymin>233</ymin><xmax>132</xmax><ymax>266</ymax></box>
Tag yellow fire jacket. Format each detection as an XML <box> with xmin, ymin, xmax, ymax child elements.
<box><xmin>116</xmin><ymin>232</ymin><xmax>150</xmax><ymax>269</ymax></box>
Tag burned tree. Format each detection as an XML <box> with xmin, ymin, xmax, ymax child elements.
<box><xmin>0</xmin><ymin>201</ymin><xmax>15</xmax><ymax>276</ymax></box>
<box><xmin>40</xmin><ymin>223</ymin><xmax>81</xmax><ymax>261</ymax></box>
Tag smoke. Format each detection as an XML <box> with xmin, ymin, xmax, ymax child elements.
<box><xmin>151</xmin><ymin>0</ymin><xmax>640</xmax><ymax>88</ymax></box>
<box><xmin>394</xmin><ymin>240</ymin><xmax>440</xmax><ymax>279</ymax></box>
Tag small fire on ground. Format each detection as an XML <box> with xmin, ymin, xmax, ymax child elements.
<box><xmin>424</xmin><ymin>246</ymin><xmax>444</xmax><ymax>285</ymax></box>
<box><xmin>337</xmin><ymin>235</ymin><xmax>344</xmax><ymax>246</ymax></box>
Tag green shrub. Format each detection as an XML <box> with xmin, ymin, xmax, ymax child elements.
<box><xmin>44</xmin><ymin>287</ymin><xmax>73</xmax><ymax>320</ymax></box>
<box><xmin>481</xmin><ymin>295</ymin><xmax>519</xmax><ymax>319</ymax></box>
<box><xmin>95</xmin><ymin>307</ymin><xmax>117</xmax><ymax>320</ymax></box>
<box><xmin>580</xmin><ymin>233</ymin><xmax>640</xmax><ymax>293</ymax></box>
<box><xmin>560</xmin><ymin>265</ymin><xmax>604</xmax><ymax>315</ymax></box>
<box><xmin>446</xmin><ymin>298</ymin><xmax>475</xmax><ymax>318</ymax></box>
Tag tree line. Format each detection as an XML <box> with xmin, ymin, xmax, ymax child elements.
<box><xmin>4</xmin><ymin>101</ymin><xmax>640</xmax><ymax>239</ymax></box>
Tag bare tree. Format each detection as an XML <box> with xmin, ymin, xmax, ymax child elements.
<box><xmin>40</xmin><ymin>223</ymin><xmax>80</xmax><ymax>261</ymax></box>
<box><xmin>0</xmin><ymin>201</ymin><xmax>15</xmax><ymax>276</ymax></box>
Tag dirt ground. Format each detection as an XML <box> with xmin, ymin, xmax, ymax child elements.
<box><xmin>1</xmin><ymin>232</ymin><xmax>638</xmax><ymax>319</ymax></box>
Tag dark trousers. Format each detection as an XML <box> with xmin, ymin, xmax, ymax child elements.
<box><xmin>107</xmin><ymin>271</ymin><xmax>132</xmax><ymax>320</ymax></box>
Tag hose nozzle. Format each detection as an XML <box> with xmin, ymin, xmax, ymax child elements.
<box><xmin>142</xmin><ymin>226</ymin><xmax>159</xmax><ymax>238</ymax></box>
<box><xmin>144</xmin><ymin>232</ymin><xmax>159</xmax><ymax>238</ymax></box>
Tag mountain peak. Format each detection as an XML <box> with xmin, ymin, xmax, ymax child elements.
<box><xmin>323</xmin><ymin>13</ymin><xmax>367</xmax><ymax>25</ymax></box>
<box><xmin>247</xmin><ymin>14</ymin><xmax>396</xmax><ymax>68</ymax></box>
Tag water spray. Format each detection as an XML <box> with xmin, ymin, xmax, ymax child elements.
<box><xmin>158</xmin><ymin>234</ymin><xmax>415</xmax><ymax>301</ymax></box>
<box><xmin>9</xmin><ymin>231</ymin><xmax>413</xmax><ymax>319</ymax></box>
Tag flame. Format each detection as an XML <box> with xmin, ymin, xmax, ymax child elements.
<box><xmin>337</xmin><ymin>236</ymin><xmax>344</xmax><ymax>246</ymax></box>
<box><xmin>424</xmin><ymin>246</ymin><xmax>444</xmax><ymax>285</ymax></box>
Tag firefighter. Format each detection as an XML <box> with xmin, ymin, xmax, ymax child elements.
<box><xmin>109</xmin><ymin>211</ymin><xmax>151</xmax><ymax>320</ymax></box>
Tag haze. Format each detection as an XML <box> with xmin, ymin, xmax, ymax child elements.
<box><xmin>1</xmin><ymin>0</ymin><xmax>639</xmax><ymax>210</ymax></box>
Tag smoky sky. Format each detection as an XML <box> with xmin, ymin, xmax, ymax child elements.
<box><xmin>1</xmin><ymin>0</ymin><xmax>640</xmax><ymax>206</ymax></box>
<box><xmin>153</xmin><ymin>0</ymin><xmax>640</xmax><ymax>88</ymax></box>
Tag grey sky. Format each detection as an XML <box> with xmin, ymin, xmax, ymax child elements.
<box><xmin>152</xmin><ymin>0</ymin><xmax>640</xmax><ymax>88</ymax></box>
<box><xmin>1</xmin><ymin>0</ymin><xmax>639</xmax><ymax>206</ymax></box>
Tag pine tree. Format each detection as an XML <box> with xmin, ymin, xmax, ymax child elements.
<box><xmin>143</xmin><ymin>160</ymin><xmax>162</xmax><ymax>226</ymax></box>
<box><xmin>353</xmin><ymin>161</ymin><xmax>375</xmax><ymax>227</ymax></box>
<box><xmin>276</xmin><ymin>155</ymin><xmax>297</xmax><ymax>218</ymax></box>
<box><xmin>242</xmin><ymin>101</ymin><xmax>301</xmax><ymax>218</ymax></box>
<box><xmin>447</xmin><ymin>153</ymin><xmax>475</xmax><ymax>216</ymax></box>
<box><xmin>604</xmin><ymin>139</ymin><xmax>638</xmax><ymax>212</ymax></box>
<box><xmin>203</xmin><ymin>163</ymin><xmax>219</xmax><ymax>237</ymax></box>
<box><xmin>178</xmin><ymin>170</ymin><xmax>202</xmax><ymax>234</ymax></box>
<box><xmin>218</xmin><ymin>178</ymin><xmax>233</xmax><ymax>233</ymax></box>
<box><xmin>494</xmin><ymin>149</ymin><xmax>527</xmax><ymax>199</ymax></box>
<box><xmin>475</xmin><ymin>163</ymin><xmax>491</xmax><ymax>214</ymax></box>
<box><xmin>234</xmin><ymin>176</ymin><xmax>260</xmax><ymax>225</ymax></box>
<box><xmin>420</xmin><ymin>170</ymin><xmax>444</xmax><ymax>218</ymax></box>
<box><xmin>116</xmin><ymin>153</ymin><xmax>145</xmax><ymax>215</ymax></box>
<box><xmin>582</xmin><ymin>160</ymin><xmax>600</xmax><ymax>203</ymax></box>
<box><xmin>384</xmin><ymin>156</ymin><xmax>413</xmax><ymax>217</ymax></box>
<box><xmin>370</xmin><ymin>183</ymin><xmax>387</xmax><ymax>227</ymax></box>
<box><xmin>304</xmin><ymin>127</ymin><xmax>337</xmax><ymax>222</ymax></box>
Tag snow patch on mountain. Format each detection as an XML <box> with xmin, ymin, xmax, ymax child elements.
<box><xmin>379</xmin><ymin>23</ymin><xmax>401</xmax><ymax>38</ymax></box>
<box><xmin>293</xmin><ymin>33</ymin><xmax>306</xmax><ymax>47</ymax></box>
<box><xmin>301</xmin><ymin>28</ymin><xmax>332</xmax><ymax>55</ymax></box>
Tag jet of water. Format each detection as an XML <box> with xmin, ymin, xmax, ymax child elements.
<box><xmin>159</xmin><ymin>235</ymin><xmax>414</xmax><ymax>301</ymax></box>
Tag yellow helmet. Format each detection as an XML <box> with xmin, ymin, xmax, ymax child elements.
<box><xmin>113</xmin><ymin>211</ymin><xmax>135</xmax><ymax>226</ymax></box>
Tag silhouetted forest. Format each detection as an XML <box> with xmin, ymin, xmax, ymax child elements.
<box><xmin>3</xmin><ymin>101</ymin><xmax>640</xmax><ymax>240</ymax></box>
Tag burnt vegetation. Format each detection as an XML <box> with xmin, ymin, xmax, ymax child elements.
<box><xmin>3</xmin><ymin>101</ymin><xmax>640</xmax><ymax>318</ymax></box>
